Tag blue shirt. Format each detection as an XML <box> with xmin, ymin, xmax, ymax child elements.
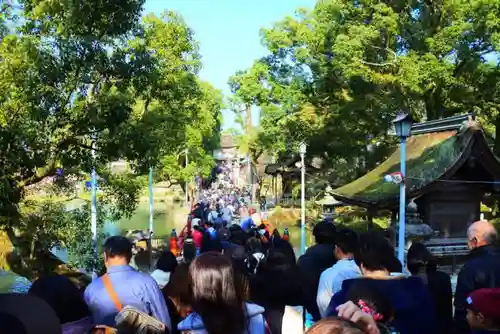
<box><xmin>316</xmin><ymin>259</ymin><xmax>361</xmax><ymax>318</ymax></box>
<box><xmin>240</xmin><ymin>216</ymin><xmax>255</xmax><ymax>231</ymax></box>
<box><xmin>84</xmin><ymin>265</ymin><xmax>171</xmax><ymax>330</ymax></box>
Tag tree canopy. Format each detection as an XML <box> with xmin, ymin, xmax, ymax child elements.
<box><xmin>230</xmin><ymin>0</ymin><xmax>500</xmax><ymax>183</ymax></box>
<box><xmin>0</xmin><ymin>1</ymin><xmax>221</xmax><ymax>272</ymax></box>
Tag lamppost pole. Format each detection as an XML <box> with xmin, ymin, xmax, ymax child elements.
<box><xmin>299</xmin><ymin>142</ymin><xmax>307</xmax><ymax>255</ymax></box>
<box><xmin>185</xmin><ymin>148</ymin><xmax>189</xmax><ymax>206</ymax></box>
<box><xmin>397</xmin><ymin>137</ymin><xmax>406</xmax><ymax>265</ymax></box>
<box><xmin>90</xmin><ymin>139</ymin><xmax>97</xmax><ymax>258</ymax></box>
<box><xmin>392</xmin><ymin>113</ymin><xmax>413</xmax><ymax>268</ymax></box>
<box><xmin>148</xmin><ymin>166</ymin><xmax>154</xmax><ymax>234</ymax></box>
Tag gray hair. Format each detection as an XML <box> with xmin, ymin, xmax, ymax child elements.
<box><xmin>468</xmin><ymin>223</ymin><xmax>498</xmax><ymax>245</ymax></box>
<box><xmin>484</xmin><ymin>229</ymin><xmax>498</xmax><ymax>244</ymax></box>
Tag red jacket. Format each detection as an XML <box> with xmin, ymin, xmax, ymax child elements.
<box><xmin>193</xmin><ymin>230</ymin><xmax>203</xmax><ymax>248</ymax></box>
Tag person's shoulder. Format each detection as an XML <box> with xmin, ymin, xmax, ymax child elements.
<box><xmin>433</xmin><ymin>270</ymin><xmax>451</xmax><ymax>281</ymax></box>
<box><xmin>84</xmin><ymin>277</ymin><xmax>103</xmax><ymax>299</ymax></box>
<box><xmin>127</xmin><ymin>270</ymin><xmax>158</xmax><ymax>286</ymax></box>
<box><xmin>319</xmin><ymin>267</ymin><xmax>335</xmax><ymax>279</ymax></box>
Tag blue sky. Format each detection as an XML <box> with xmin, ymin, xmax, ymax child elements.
<box><xmin>143</xmin><ymin>0</ymin><xmax>316</xmax><ymax>129</ymax></box>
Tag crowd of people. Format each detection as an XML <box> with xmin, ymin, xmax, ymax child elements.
<box><xmin>2</xmin><ymin>216</ymin><xmax>500</xmax><ymax>334</ymax></box>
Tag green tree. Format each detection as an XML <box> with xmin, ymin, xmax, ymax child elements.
<box><xmin>135</xmin><ymin>12</ymin><xmax>223</xmax><ymax>190</ymax></box>
<box><xmin>232</xmin><ymin>0</ymin><xmax>500</xmax><ymax>183</ymax></box>
<box><xmin>0</xmin><ymin>2</ymin><xmax>218</xmax><ymax>273</ymax></box>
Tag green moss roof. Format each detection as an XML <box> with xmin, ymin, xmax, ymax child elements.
<box><xmin>333</xmin><ymin>130</ymin><xmax>464</xmax><ymax>205</ymax></box>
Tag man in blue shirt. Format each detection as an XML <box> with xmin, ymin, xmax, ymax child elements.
<box><xmin>240</xmin><ymin>215</ymin><xmax>255</xmax><ymax>232</ymax></box>
<box><xmin>84</xmin><ymin>236</ymin><xmax>171</xmax><ymax>331</ymax></box>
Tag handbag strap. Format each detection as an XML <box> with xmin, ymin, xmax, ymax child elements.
<box><xmin>102</xmin><ymin>274</ymin><xmax>123</xmax><ymax>312</ymax></box>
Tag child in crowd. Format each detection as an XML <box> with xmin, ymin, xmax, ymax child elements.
<box><xmin>467</xmin><ymin>288</ymin><xmax>500</xmax><ymax>333</ymax></box>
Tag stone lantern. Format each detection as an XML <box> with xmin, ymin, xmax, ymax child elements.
<box><xmin>404</xmin><ymin>200</ymin><xmax>433</xmax><ymax>245</ymax></box>
<box><xmin>316</xmin><ymin>186</ymin><xmax>342</xmax><ymax>222</ymax></box>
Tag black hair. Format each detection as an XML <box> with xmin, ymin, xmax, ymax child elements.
<box><xmin>407</xmin><ymin>242</ymin><xmax>437</xmax><ymax>275</ymax></box>
<box><xmin>245</xmin><ymin>237</ymin><xmax>264</xmax><ymax>254</ymax></box>
<box><xmin>0</xmin><ymin>312</ymin><xmax>27</xmax><ymax>334</ymax></box>
<box><xmin>103</xmin><ymin>236</ymin><xmax>133</xmax><ymax>262</ymax></box>
<box><xmin>183</xmin><ymin>237</ymin><xmax>196</xmax><ymax>264</ymax></box>
<box><xmin>201</xmin><ymin>237</ymin><xmax>223</xmax><ymax>254</ymax></box>
<box><xmin>229</xmin><ymin>230</ymin><xmax>249</xmax><ymax>246</ymax></box>
<box><xmin>313</xmin><ymin>222</ymin><xmax>336</xmax><ymax>244</ymax></box>
<box><xmin>335</xmin><ymin>229</ymin><xmax>358</xmax><ymax>254</ymax></box>
<box><xmin>346</xmin><ymin>280</ymin><xmax>394</xmax><ymax>324</ymax></box>
<box><xmin>189</xmin><ymin>252</ymin><xmax>247</xmax><ymax>334</ymax></box>
<box><xmin>156</xmin><ymin>251</ymin><xmax>178</xmax><ymax>273</ymax></box>
<box><xmin>269</xmin><ymin>238</ymin><xmax>296</xmax><ymax>268</ymax></box>
<box><xmin>163</xmin><ymin>263</ymin><xmax>191</xmax><ymax>309</ymax></box>
<box><xmin>28</xmin><ymin>274</ymin><xmax>90</xmax><ymax>324</ymax></box>
<box><xmin>356</xmin><ymin>232</ymin><xmax>398</xmax><ymax>272</ymax></box>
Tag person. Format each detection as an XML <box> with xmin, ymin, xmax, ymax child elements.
<box><xmin>245</xmin><ymin>237</ymin><xmax>266</xmax><ymax>274</ymax></box>
<box><xmin>326</xmin><ymin>233</ymin><xmax>437</xmax><ymax>334</ymax></box>
<box><xmin>205</xmin><ymin>221</ymin><xmax>217</xmax><ymax>240</ymax></box>
<box><xmin>163</xmin><ymin>263</ymin><xmax>191</xmax><ymax>334</ymax></box>
<box><xmin>455</xmin><ymin>220</ymin><xmax>500</xmax><ymax>334</ymax></box>
<box><xmin>250</xmin><ymin>238</ymin><xmax>303</xmax><ymax>334</ymax></box>
<box><xmin>84</xmin><ymin>236</ymin><xmax>171</xmax><ymax>330</ymax></box>
<box><xmin>466</xmin><ymin>288</ymin><xmax>500</xmax><ymax>333</ymax></box>
<box><xmin>192</xmin><ymin>220</ymin><xmax>205</xmax><ymax>255</ymax></box>
<box><xmin>317</xmin><ymin>229</ymin><xmax>361</xmax><ymax>318</ymax></box>
<box><xmin>177</xmin><ymin>252</ymin><xmax>268</xmax><ymax>333</ymax></box>
<box><xmin>346</xmin><ymin>281</ymin><xmax>395</xmax><ymax>331</ymax></box>
<box><xmin>221</xmin><ymin>205</ymin><xmax>233</xmax><ymax>227</ymax></box>
<box><xmin>0</xmin><ymin>293</ymin><xmax>61</xmax><ymax>334</ymax></box>
<box><xmin>208</xmin><ymin>203</ymin><xmax>225</xmax><ymax>229</ymax></box>
<box><xmin>407</xmin><ymin>242</ymin><xmax>453</xmax><ymax>334</ymax></box>
<box><xmin>306</xmin><ymin>317</ymin><xmax>368</xmax><ymax>334</ymax></box>
<box><xmin>28</xmin><ymin>274</ymin><xmax>92</xmax><ymax>333</ymax></box>
<box><xmin>151</xmin><ymin>250</ymin><xmax>178</xmax><ymax>289</ymax></box>
<box><xmin>240</xmin><ymin>211</ymin><xmax>256</xmax><ymax>232</ymax></box>
<box><xmin>298</xmin><ymin>221</ymin><xmax>337</xmax><ymax>321</ymax></box>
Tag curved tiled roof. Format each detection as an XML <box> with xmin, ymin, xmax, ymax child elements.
<box><xmin>332</xmin><ymin>117</ymin><xmax>500</xmax><ymax>208</ymax></box>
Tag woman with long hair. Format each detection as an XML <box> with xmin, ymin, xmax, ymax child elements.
<box><xmin>177</xmin><ymin>252</ymin><xmax>268</xmax><ymax>334</ymax></box>
<box><xmin>163</xmin><ymin>263</ymin><xmax>191</xmax><ymax>334</ymax></box>
<box><xmin>250</xmin><ymin>238</ymin><xmax>304</xmax><ymax>334</ymax></box>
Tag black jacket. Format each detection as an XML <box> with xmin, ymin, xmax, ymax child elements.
<box><xmin>419</xmin><ymin>270</ymin><xmax>453</xmax><ymax>334</ymax></box>
<box><xmin>297</xmin><ymin>243</ymin><xmax>336</xmax><ymax>321</ymax></box>
<box><xmin>454</xmin><ymin>245</ymin><xmax>500</xmax><ymax>334</ymax></box>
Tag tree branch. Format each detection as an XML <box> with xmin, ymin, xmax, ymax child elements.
<box><xmin>20</xmin><ymin>161</ymin><xmax>58</xmax><ymax>188</ymax></box>
<box><xmin>358</xmin><ymin>45</ymin><xmax>398</xmax><ymax>67</ymax></box>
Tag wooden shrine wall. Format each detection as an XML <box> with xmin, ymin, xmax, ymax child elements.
<box><xmin>416</xmin><ymin>183</ymin><xmax>482</xmax><ymax>238</ymax></box>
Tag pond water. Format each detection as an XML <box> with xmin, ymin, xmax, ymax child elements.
<box><xmin>51</xmin><ymin>201</ymin><xmax>311</xmax><ymax>262</ymax></box>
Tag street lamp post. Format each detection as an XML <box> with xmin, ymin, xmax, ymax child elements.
<box><xmin>299</xmin><ymin>142</ymin><xmax>307</xmax><ymax>255</ymax></box>
<box><xmin>392</xmin><ymin>113</ymin><xmax>413</xmax><ymax>267</ymax></box>
<box><xmin>148</xmin><ymin>166</ymin><xmax>154</xmax><ymax>234</ymax></box>
<box><xmin>185</xmin><ymin>149</ymin><xmax>189</xmax><ymax>206</ymax></box>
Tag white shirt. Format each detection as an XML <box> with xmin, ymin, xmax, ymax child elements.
<box><xmin>316</xmin><ymin>259</ymin><xmax>362</xmax><ymax>318</ymax></box>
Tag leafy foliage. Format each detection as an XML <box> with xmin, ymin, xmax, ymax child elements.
<box><xmin>231</xmin><ymin>0</ymin><xmax>500</xmax><ymax>184</ymax></box>
<box><xmin>0</xmin><ymin>2</ymin><xmax>221</xmax><ymax>272</ymax></box>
